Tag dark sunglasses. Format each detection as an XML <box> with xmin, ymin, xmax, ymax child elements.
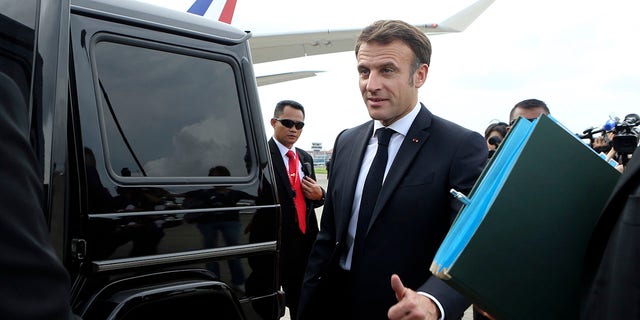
<box><xmin>275</xmin><ymin>118</ymin><xmax>305</xmax><ymax>130</ymax></box>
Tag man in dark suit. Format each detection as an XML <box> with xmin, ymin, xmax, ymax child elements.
<box><xmin>1</xmin><ymin>73</ymin><xmax>77</xmax><ymax>318</ymax></box>
<box><xmin>268</xmin><ymin>100</ymin><xmax>325</xmax><ymax>320</ymax></box>
<box><xmin>298</xmin><ymin>20</ymin><xmax>487</xmax><ymax>320</ymax></box>
<box><xmin>581</xmin><ymin>146</ymin><xmax>639</xmax><ymax>319</ymax></box>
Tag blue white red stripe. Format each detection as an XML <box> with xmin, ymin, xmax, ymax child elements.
<box><xmin>187</xmin><ymin>0</ymin><xmax>236</xmax><ymax>23</ymax></box>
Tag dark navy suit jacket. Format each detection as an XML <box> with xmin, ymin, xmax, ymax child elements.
<box><xmin>268</xmin><ymin>138</ymin><xmax>324</xmax><ymax>318</ymax></box>
<box><xmin>581</xmin><ymin>146</ymin><xmax>640</xmax><ymax>319</ymax></box>
<box><xmin>0</xmin><ymin>73</ymin><xmax>75</xmax><ymax>319</ymax></box>
<box><xmin>299</xmin><ymin>105</ymin><xmax>487</xmax><ymax>320</ymax></box>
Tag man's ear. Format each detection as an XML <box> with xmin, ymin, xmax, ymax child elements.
<box><xmin>414</xmin><ymin>63</ymin><xmax>428</xmax><ymax>88</ymax></box>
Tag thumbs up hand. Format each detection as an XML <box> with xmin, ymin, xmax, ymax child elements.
<box><xmin>388</xmin><ymin>274</ymin><xmax>440</xmax><ymax>320</ymax></box>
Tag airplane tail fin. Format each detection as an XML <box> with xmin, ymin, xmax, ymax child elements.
<box><xmin>436</xmin><ymin>0</ymin><xmax>496</xmax><ymax>33</ymax></box>
<box><xmin>187</xmin><ymin>0</ymin><xmax>237</xmax><ymax>24</ymax></box>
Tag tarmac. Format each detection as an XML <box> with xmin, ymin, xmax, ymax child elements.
<box><xmin>283</xmin><ymin>306</ymin><xmax>473</xmax><ymax>319</ymax></box>
<box><xmin>280</xmin><ymin>174</ymin><xmax>473</xmax><ymax>320</ymax></box>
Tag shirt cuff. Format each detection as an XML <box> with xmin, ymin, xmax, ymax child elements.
<box><xmin>416</xmin><ymin>291</ymin><xmax>445</xmax><ymax>320</ymax></box>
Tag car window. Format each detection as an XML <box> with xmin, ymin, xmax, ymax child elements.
<box><xmin>93</xmin><ymin>40</ymin><xmax>250</xmax><ymax>178</ymax></box>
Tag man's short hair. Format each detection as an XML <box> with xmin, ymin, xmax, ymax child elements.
<box><xmin>274</xmin><ymin>99</ymin><xmax>305</xmax><ymax>118</ymax></box>
<box><xmin>355</xmin><ymin>20</ymin><xmax>432</xmax><ymax>70</ymax></box>
<box><xmin>509</xmin><ymin>98</ymin><xmax>550</xmax><ymax>123</ymax></box>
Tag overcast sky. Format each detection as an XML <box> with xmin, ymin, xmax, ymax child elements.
<box><xmin>142</xmin><ymin>0</ymin><xmax>639</xmax><ymax>151</ymax></box>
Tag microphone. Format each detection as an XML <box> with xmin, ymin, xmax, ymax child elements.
<box><xmin>302</xmin><ymin>162</ymin><xmax>312</xmax><ymax>176</ymax></box>
<box><xmin>579</xmin><ymin>127</ymin><xmax>604</xmax><ymax>139</ymax></box>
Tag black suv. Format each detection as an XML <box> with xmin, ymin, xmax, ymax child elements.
<box><xmin>1</xmin><ymin>0</ymin><xmax>284</xmax><ymax>318</ymax></box>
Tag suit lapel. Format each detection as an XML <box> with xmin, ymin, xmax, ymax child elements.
<box><xmin>269</xmin><ymin>138</ymin><xmax>292</xmax><ymax>196</ymax></box>
<box><xmin>366</xmin><ymin>105</ymin><xmax>432</xmax><ymax>233</ymax></box>
<box><xmin>336</xmin><ymin>123</ymin><xmax>373</xmax><ymax>234</ymax></box>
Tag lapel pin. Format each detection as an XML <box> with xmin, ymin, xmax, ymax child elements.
<box><xmin>412</xmin><ymin>138</ymin><xmax>420</xmax><ymax>143</ymax></box>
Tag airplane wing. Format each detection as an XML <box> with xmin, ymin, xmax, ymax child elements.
<box><xmin>249</xmin><ymin>0</ymin><xmax>496</xmax><ymax>64</ymax></box>
<box><xmin>137</xmin><ymin>0</ymin><xmax>495</xmax><ymax>84</ymax></box>
<box><xmin>255</xmin><ymin>71</ymin><xmax>325</xmax><ymax>87</ymax></box>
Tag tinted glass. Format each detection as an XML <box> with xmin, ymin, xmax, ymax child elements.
<box><xmin>0</xmin><ymin>0</ymin><xmax>37</xmax><ymax>105</ymax></box>
<box><xmin>93</xmin><ymin>41</ymin><xmax>250</xmax><ymax>178</ymax></box>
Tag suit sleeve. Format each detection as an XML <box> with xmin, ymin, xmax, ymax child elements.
<box><xmin>447</xmin><ymin>130</ymin><xmax>488</xmax><ymax>221</ymax></box>
<box><xmin>0</xmin><ymin>73</ymin><xmax>76</xmax><ymax>319</ymax></box>
<box><xmin>421</xmin><ymin>129</ymin><xmax>487</xmax><ymax>319</ymax></box>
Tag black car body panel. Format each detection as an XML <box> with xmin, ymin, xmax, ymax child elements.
<box><xmin>1</xmin><ymin>0</ymin><xmax>284</xmax><ymax>318</ymax></box>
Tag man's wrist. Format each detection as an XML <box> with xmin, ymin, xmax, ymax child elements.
<box><xmin>416</xmin><ymin>291</ymin><xmax>445</xmax><ymax>320</ymax></box>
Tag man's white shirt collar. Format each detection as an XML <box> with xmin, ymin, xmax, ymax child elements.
<box><xmin>273</xmin><ymin>137</ymin><xmax>295</xmax><ymax>158</ymax></box>
<box><xmin>372</xmin><ymin>102</ymin><xmax>420</xmax><ymax>137</ymax></box>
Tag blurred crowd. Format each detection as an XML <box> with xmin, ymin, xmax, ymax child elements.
<box><xmin>483</xmin><ymin>111</ymin><xmax>638</xmax><ymax>174</ymax></box>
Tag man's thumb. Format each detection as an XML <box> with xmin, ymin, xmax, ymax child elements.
<box><xmin>391</xmin><ymin>274</ymin><xmax>406</xmax><ymax>301</ymax></box>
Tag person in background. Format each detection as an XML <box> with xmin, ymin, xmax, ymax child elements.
<box><xmin>592</xmin><ymin>130</ymin><xmax>624</xmax><ymax>173</ymax></box>
<box><xmin>591</xmin><ymin>131</ymin><xmax>614</xmax><ymax>154</ymax></box>
<box><xmin>325</xmin><ymin>158</ymin><xmax>332</xmax><ymax>178</ymax></box>
<box><xmin>484</xmin><ymin>121</ymin><xmax>508</xmax><ymax>158</ymax></box>
<box><xmin>508</xmin><ymin>98</ymin><xmax>550</xmax><ymax>129</ymax></box>
<box><xmin>268</xmin><ymin>99</ymin><xmax>325</xmax><ymax>319</ymax></box>
<box><xmin>603</xmin><ymin>113</ymin><xmax>638</xmax><ymax>172</ymax></box>
<box><xmin>298</xmin><ymin>20</ymin><xmax>487</xmax><ymax>320</ymax></box>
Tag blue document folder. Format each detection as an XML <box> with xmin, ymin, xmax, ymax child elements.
<box><xmin>430</xmin><ymin>114</ymin><xmax>620</xmax><ymax>319</ymax></box>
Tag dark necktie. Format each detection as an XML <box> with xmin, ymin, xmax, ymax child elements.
<box><xmin>353</xmin><ymin>127</ymin><xmax>394</xmax><ymax>260</ymax></box>
<box><xmin>286</xmin><ymin>150</ymin><xmax>307</xmax><ymax>233</ymax></box>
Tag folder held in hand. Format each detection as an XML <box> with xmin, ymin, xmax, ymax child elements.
<box><xmin>431</xmin><ymin>114</ymin><xmax>620</xmax><ymax>320</ymax></box>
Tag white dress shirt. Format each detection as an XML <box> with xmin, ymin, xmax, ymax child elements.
<box><xmin>338</xmin><ymin>103</ymin><xmax>446</xmax><ymax>320</ymax></box>
<box><xmin>273</xmin><ymin>138</ymin><xmax>305</xmax><ymax>180</ymax></box>
<box><xmin>341</xmin><ymin>102</ymin><xmax>419</xmax><ymax>269</ymax></box>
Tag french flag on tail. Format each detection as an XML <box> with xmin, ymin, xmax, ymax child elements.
<box><xmin>187</xmin><ymin>0</ymin><xmax>237</xmax><ymax>23</ymax></box>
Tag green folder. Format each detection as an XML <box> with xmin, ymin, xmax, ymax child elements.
<box><xmin>430</xmin><ymin>114</ymin><xmax>621</xmax><ymax>320</ymax></box>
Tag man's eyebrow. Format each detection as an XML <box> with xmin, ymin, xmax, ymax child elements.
<box><xmin>380</xmin><ymin>62</ymin><xmax>396</xmax><ymax>68</ymax></box>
